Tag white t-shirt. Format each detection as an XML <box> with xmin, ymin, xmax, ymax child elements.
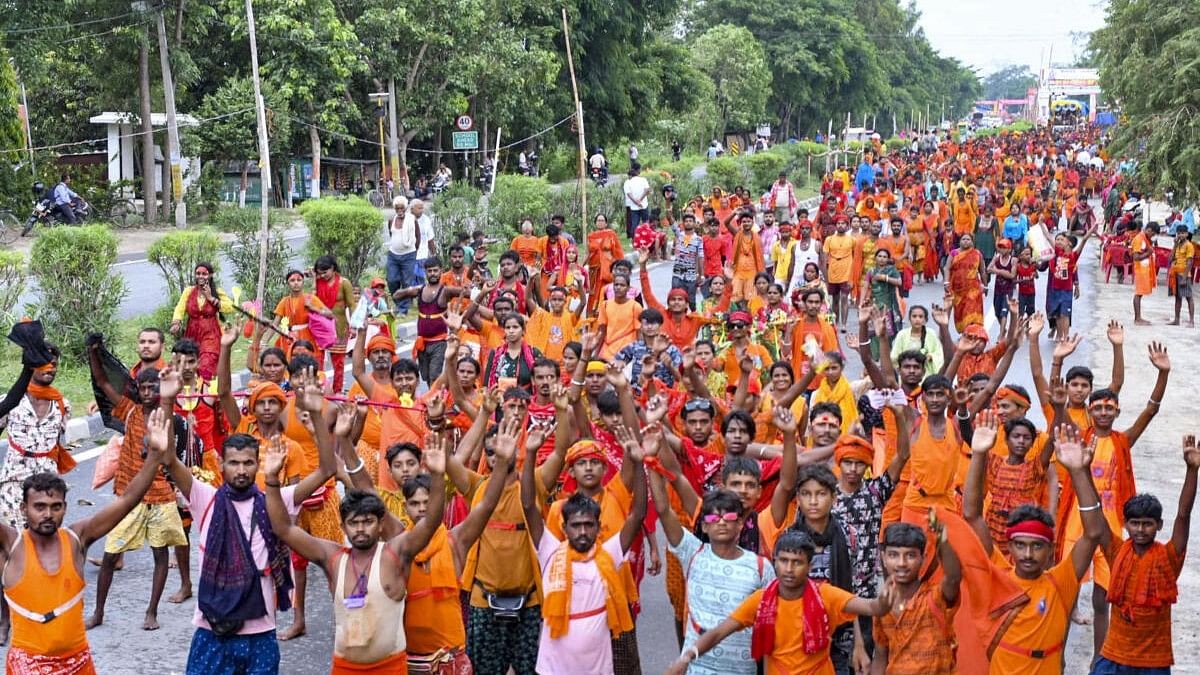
<box><xmin>589</xmin><ymin>153</ymin><xmax>605</xmax><ymax>169</ymax></box>
<box><xmin>623</xmin><ymin>175</ymin><xmax>650</xmax><ymax>211</ymax></box>
<box><xmin>416</xmin><ymin>213</ymin><xmax>435</xmax><ymax>259</ymax></box>
<box><xmin>388</xmin><ymin>213</ymin><xmax>417</xmax><ymax>256</ymax></box>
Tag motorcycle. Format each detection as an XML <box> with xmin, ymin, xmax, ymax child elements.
<box><xmin>22</xmin><ymin>192</ymin><xmax>90</xmax><ymax>236</ymax></box>
<box><xmin>430</xmin><ymin>173</ymin><xmax>450</xmax><ymax>195</ymax></box>
<box><xmin>590</xmin><ymin>165</ymin><xmax>608</xmax><ymax>188</ymax></box>
<box><xmin>478</xmin><ymin>162</ymin><xmax>494</xmax><ymax>190</ymax></box>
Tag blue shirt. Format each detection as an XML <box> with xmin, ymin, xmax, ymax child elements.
<box><xmin>854</xmin><ymin>162</ymin><xmax>876</xmax><ymax>190</ymax></box>
<box><xmin>52</xmin><ymin>182</ymin><xmax>78</xmax><ymax>206</ymax></box>
<box><xmin>1003</xmin><ymin>214</ymin><xmax>1029</xmax><ymax>241</ymax></box>
<box><xmin>615</xmin><ymin>339</ymin><xmax>683</xmax><ymax>392</ymax></box>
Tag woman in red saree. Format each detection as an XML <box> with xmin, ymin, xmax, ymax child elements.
<box><xmin>948</xmin><ymin>233</ymin><xmax>985</xmax><ymax>331</ymax></box>
<box><xmin>168</xmin><ymin>262</ymin><xmax>232</xmax><ymax>379</ymax></box>
<box><xmin>586</xmin><ymin>213</ymin><xmax>623</xmax><ymax>315</ymax></box>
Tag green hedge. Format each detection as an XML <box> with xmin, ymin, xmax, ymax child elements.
<box><xmin>222</xmin><ymin>209</ymin><xmax>291</xmax><ymax>312</ymax></box>
<box><xmin>147</xmin><ymin>229</ymin><xmax>223</xmax><ymax>300</ymax></box>
<box><xmin>299</xmin><ymin>196</ymin><xmax>384</xmax><ymax>285</ymax></box>
<box><xmin>487</xmin><ymin>175</ymin><xmax>551</xmax><ymax>242</ymax></box>
<box><xmin>0</xmin><ymin>250</ymin><xmax>25</xmax><ymax>334</ymax></box>
<box><xmin>27</xmin><ymin>225</ymin><xmax>127</xmax><ymax>360</ymax></box>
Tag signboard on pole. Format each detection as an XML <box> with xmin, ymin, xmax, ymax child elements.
<box><xmin>455</xmin><ymin>115</ymin><xmax>474</xmax><ymax>131</ymax></box>
<box><xmin>452</xmin><ymin>131</ymin><xmax>479</xmax><ymax>150</ymax></box>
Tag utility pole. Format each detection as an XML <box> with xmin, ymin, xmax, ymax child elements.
<box><xmin>387</xmin><ymin>78</ymin><xmax>400</xmax><ymax>193</ymax></box>
<box><xmin>561</xmin><ymin>8</ymin><xmax>588</xmax><ymax>239</ymax></box>
<box><xmin>152</xmin><ymin>3</ymin><xmax>185</xmax><ymax>226</ymax></box>
<box><xmin>246</xmin><ymin>0</ymin><xmax>273</xmax><ymax>310</ymax></box>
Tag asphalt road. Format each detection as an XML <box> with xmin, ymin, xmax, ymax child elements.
<box><xmin>0</xmin><ymin>228</ymin><xmax>1100</xmax><ymax>674</ymax></box>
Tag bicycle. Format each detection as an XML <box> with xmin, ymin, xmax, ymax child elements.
<box><xmin>105</xmin><ymin>198</ymin><xmax>139</xmax><ymax>229</ymax></box>
<box><xmin>367</xmin><ymin>188</ymin><xmax>386</xmax><ymax>208</ymax></box>
<box><xmin>0</xmin><ymin>209</ymin><xmax>19</xmax><ymax>245</ymax></box>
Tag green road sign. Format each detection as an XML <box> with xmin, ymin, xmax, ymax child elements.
<box><xmin>452</xmin><ymin>131</ymin><xmax>479</xmax><ymax>150</ymax></box>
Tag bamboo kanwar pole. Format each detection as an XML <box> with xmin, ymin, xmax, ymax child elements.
<box><xmin>561</xmin><ymin>8</ymin><xmax>588</xmax><ymax>240</ymax></box>
<box><xmin>246</xmin><ymin>0</ymin><xmax>273</xmax><ymax>313</ymax></box>
<box><xmin>490</xmin><ymin>128</ymin><xmax>502</xmax><ymax>195</ymax></box>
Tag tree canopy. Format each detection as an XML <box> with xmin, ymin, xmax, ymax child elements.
<box><xmin>982</xmin><ymin>65</ymin><xmax>1038</xmax><ymax>101</ymax></box>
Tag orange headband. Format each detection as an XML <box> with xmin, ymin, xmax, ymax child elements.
<box><xmin>33</xmin><ymin>362</ymin><xmax>56</xmax><ymax>373</ymax></box>
<box><xmin>996</xmin><ymin>386</ymin><xmax>1031</xmax><ymax>409</ymax></box>
<box><xmin>246</xmin><ymin>381</ymin><xmax>287</xmax><ymax>413</ymax></box>
<box><xmin>367</xmin><ymin>334</ymin><xmax>397</xmax><ymax>355</ymax></box>
<box><xmin>833</xmin><ymin>435</ymin><xmax>873</xmax><ymax>466</ymax></box>
<box><xmin>565</xmin><ymin>440</ymin><xmax>607</xmax><ymax>467</ymax></box>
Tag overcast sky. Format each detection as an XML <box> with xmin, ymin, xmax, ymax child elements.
<box><xmin>910</xmin><ymin>0</ymin><xmax>1108</xmax><ymax>75</ymax></box>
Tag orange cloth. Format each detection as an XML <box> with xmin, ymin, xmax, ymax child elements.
<box><xmin>789</xmin><ymin>317</ymin><xmax>840</xmax><ymax>391</ymax></box>
<box><xmin>824</xmin><ymin>233</ymin><xmax>855</xmax><ymax>284</ymax></box>
<box><xmin>23</xmin><ymin>383</ymin><xmax>75</xmax><ymax>474</ymax></box>
<box><xmin>460</xmin><ymin>476</ymin><xmax>543</xmax><ymax>608</ymax></box>
<box><xmin>1100</xmin><ymin>538</ymin><xmax>1183</xmax><ymax>668</ymax></box>
<box><xmin>405</xmin><ymin>526</ymin><xmax>466</xmax><ymax>654</ymax></box>
<box><xmin>511</xmin><ymin>234</ymin><xmax>542</xmax><ymax>266</ymax></box>
<box><xmin>640</xmin><ymin>275</ymin><xmax>704</xmax><ymax>349</ymax></box>
<box><xmin>1055</xmin><ymin>431</ymin><xmax>1136</xmax><ymax>572</ymax></box>
<box><xmin>110</xmin><ymin>398</ymin><xmax>175</xmax><ymax>504</ymax></box>
<box><xmin>873</xmin><ymin>582</ymin><xmax>958</xmax><ymax>674</ymax></box>
<box><xmin>331</xmin><ymin>651</ymin><xmax>408</xmax><ymax>674</ymax></box>
<box><xmin>955</xmin><ymin>341</ymin><xmax>1008</xmax><ymax>384</ymax></box>
<box><xmin>953</xmin><ymin>200</ymin><xmax>978</xmax><ymax>235</ymax></box>
<box><xmin>731</xmin><ymin>229</ymin><xmax>766</xmax><ymax>279</ymax></box>
<box><xmin>729</xmin><ymin>583</ymin><xmax>855</xmax><ymax>675</ymax></box>
<box><xmin>525</xmin><ymin>306</ymin><xmax>578</xmax><ymax>362</ymax></box>
<box><xmin>903</xmin><ymin>417</ymin><xmax>962</xmax><ymax>511</ymax></box>
<box><xmin>1132</xmin><ymin>232</ymin><xmax>1156</xmax><ymax>296</ymax></box>
<box><xmin>948</xmin><ymin>249</ymin><xmax>984</xmax><ymax>332</ymax></box>
<box><xmin>7</xmin><ymin>529</ymin><xmax>88</xmax><ymax>657</ymax></box>
<box><xmin>375</xmin><ymin>387</ymin><xmax>428</xmax><ymax>492</ymax></box>
<box><xmin>233</xmin><ymin>415</ymin><xmax>307</xmax><ymax>489</ymax></box>
<box><xmin>988</xmin><ymin>556</ymin><xmax>1078</xmax><ymax>675</ymax></box>
<box><xmin>274</xmin><ymin>293</ymin><xmax>327</xmax><ymax>365</ymax></box>
<box><xmin>900</xmin><ymin>506</ymin><xmax>1027</xmax><ymax>675</ymax></box>
<box><xmin>541</xmin><ymin>535</ymin><xmax>636</xmax><ymax>640</ymax></box>
<box><xmin>597</xmin><ymin>299</ymin><xmax>640</xmax><ymax>360</ymax></box>
<box><xmin>586</xmin><ymin>230</ymin><xmax>623</xmax><ymax>313</ymax></box>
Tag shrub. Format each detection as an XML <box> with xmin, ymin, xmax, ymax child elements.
<box><xmin>197</xmin><ymin>161</ymin><xmax>225</xmax><ymax>215</ymax></box>
<box><xmin>431</xmin><ymin>190</ymin><xmax>487</xmax><ymax>263</ymax></box>
<box><xmin>706</xmin><ymin>156</ymin><xmax>747</xmax><ymax>191</ymax></box>
<box><xmin>744</xmin><ymin>152</ymin><xmax>786</xmax><ymax>195</ymax></box>
<box><xmin>434</xmin><ymin>181</ymin><xmax>482</xmax><ymax>210</ymax></box>
<box><xmin>488</xmin><ymin>174</ymin><xmax>551</xmax><ymax>241</ymax></box>
<box><xmin>0</xmin><ymin>250</ymin><xmax>26</xmax><ymax>334</ymax></box>
<box><xmin>146</xmin><ymin>229</ymin><xmax>223</xmax><ymax>300</ymax></box>
<box><xmin>222</xmin><ymin>211</ymin><xmax>291</xmax><ymax>312</ymax></box>
<box><xmin>27</xmin><ymin>225</ymin><xmax>127</xmax><ymax>359</ymax></box>
<box><xmin>208</xmin><ymin>205</ymin><xmax>261</xmax><ymax>233</ymax></box>
<box><xmin>540</xmin><ymin>144</ymin><xmax>578</xmax><ymax>183</ymax></box>
<box><xmin>885</xmin><ymin>137</ymin><xmax>909</xmax><ymax>153</ymax></box>
<box><xmin>299</xmin><ymin>196</ymin><xmax>384</xmax><ymax>285</ymax></box>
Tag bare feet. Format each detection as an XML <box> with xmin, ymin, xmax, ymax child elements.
<box><xmin>278</xmin><ymin>622</ymin><xmax>306</xmax><ymax>641</ymax></box>
<box><xmin>167</xmin><ymin>586</ymin><xmax>193</xmax><ymax>604</ymax></box>
<box><xmin>1135</xmin><ymin>319</ymin><xmax>1152</xmax><ymax>326</ymax></box>
<box><xmin>85</xmin><ymin>613</ymin><xmax>103</xmax><ymax>630</ymax></box>
<box><xmin>142</xmin><ymin>614</ymin><xmax>160</xmax><ymax>631</ymax></box>
<box><xmin>168</xmin><ymin>559</ymin><xmax>178</xmax><ymax>569</ymax></box>
<box><xmin>1070</xmin><ymin>609</ymin><xmax>1093</xmax><ymax>625</ymax></box>
<box><xmin>1168</xmin><ymin>320</ymin><xmax>1180</xmax><ymax>326</ymax></box>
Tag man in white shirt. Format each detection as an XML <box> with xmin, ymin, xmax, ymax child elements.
<box><xmin>411</xmin><ymin>199</ymin><xmax>437</xmax><ymax>283</ymax></box>
<box><xmin>622</xmin><ymin>164</ymin><xmax>651</xmax><ymax>239</ymax></box>
<box><xmin>519</xmin><ymin>150</ymin><xmax>530</xmax><ymax>175</ymax></box>
<box><xmin>386</xmin><ymin>195</ymin><xmax>419</xmax><ymax>314</ymax></box>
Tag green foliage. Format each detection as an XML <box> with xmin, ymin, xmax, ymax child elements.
<box><xmin>209</xmin><ymin>206</ymin><xmax>263</xmax><ymax>233</ymax></box>
<box><xmin>540</xmin><ymin>145</ymin><xmax>580</xmax><ymax>183</ymax></box>
<box><xmin>982</xmin><ymin>65</ymin><xmax>1038</xmax><ymax>101</ymax></box>
<box><xmin>0</xmin><ymin>46</ymin><xmax>28</xmax><ymax>213</ymax></box>
<box><xmin>488</xmin><ymin>175</ymin><xmax>551</xmax><ymax>241</ymax></box>
<box><xmin>706</xmin><ymin>157</ymin><xmax>749</xmax><ymax>191</ymax></box>
<box><xmin>299</xmin><ymin>196</ymin><xmax>385</xmax><ymax>286</ymax></box>
<box><xmin>435</xmin><ymin>181</ymin><xmax>483</xmax><ymax>210</ymax></box>
<box><xmin>0</xmin><ymin>251</ymin><xmax>26</xmax><ymax>334</ymax></box>
<box><xmin>26</xmin><ymin>225</ymin><xmax>127</xmax><ymax>360</ymax></box>
<box><xmin>221</xmin><ymin>209</ymin><xmax>291</xmax><ymax>312</ymax></box>
<box><xmin>1092</xmin><ymin>0</ymin><xmax>1200</xmax><ymax>199</ymax></box>
<box><xmin>197</xmin><ymin>162</ymin><xmax>225</xmax><ymax>215</ymax></box>
<box><xmin>147</xmin><ymin>230</ymin><xmax>223</xmax><ymax>300</ymax></box>
<box><xmin>744</xmin><ymin>153</ymin><xmax>786</xmax><ymax>194</ymax></box>
<box><xmin>690</xmin><ymin>25</ymin><xmax>772</xmax><ymax>136</ymax></box>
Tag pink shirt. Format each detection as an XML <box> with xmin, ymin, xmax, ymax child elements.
<box><xmin>189</xmin><ymin>482</ymin><xmax>302</xmax><ymax>635</ymax></box>
<box><xmin>535</xmin><ymin>532</ymin><xmax>626</xmax><ymax>675</ymax></box>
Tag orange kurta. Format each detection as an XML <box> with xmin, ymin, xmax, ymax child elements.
<box><xmin>586</xmin><ymin>229</ymin><xmax>623</xmax><ymax>314</ymax></box>
<box><xmin>1131</xmin><ymin>231</ymin><xmax>1156</xmax><ymax>296</ymax></box>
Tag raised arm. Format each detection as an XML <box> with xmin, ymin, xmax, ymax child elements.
<box><xmin>1106</xmin><ymin>320</ymin><xmax>1125</xmax><ymax>394</ymax></box>
<box><xmin>638</xmin><ymin>250</ymin><xmax>665</xmax><ymax>313</ymax></box>
<box><xmin>287</xmin><ymin>376</ymin><xmax>339</xmax><ymax>503</ymax></box>
<box><xmin>769</xmin><ymin>406</ymin><xmax>800</xmax><ymax>527</ymax></box>
<box><xmin>1125</xmin><ymin>342</ymin><xmax>1170</xmax><ymax>446</ymax></box>
<box><xmin>86</xmin><ymin>341</ymin><xmax>122</xmax><ymax>405</ymax></box>
<box><xmin>967</xmin><ymin>333</ymin><xmax>1023</xmax><ymax>415</ymax></box>
<box><xmin>642</xmin><ymin>422</ymin><xmax>685</xmax><ymax>548</ymax></box>
<box><xmin>855</xmin><ymin>305</ymin><xmax>892</xmax><ymax>388</ymax></box>
<box><xmin>263</xmin><ymin>442</ymin><xmax>335</xmax><ymax>566</ymax></box>
<box><xmin>517</xmin><ymin>414</ymin><xmax>545</xmax><ymax>545</ymax></box>
<box><xmin>1026</xmin><ymin>313</ymin><xmax>1051</xmax><ymax>409</ymax></box>
<box><xmin>1173</xmin><ymin>435</ymin><xmax>1199</xmax><ymax>557</ymax></box>
<box><xmin>1056</xmin><ymin>424</ymin><xmax>1113</xmax><ymax>578</ymax></box>
<box><xmin>451</xmin><ymin>420</ymin><xmax>519</xmax><ymax>561</ymax></box>
<box><xmin>963</xmin><ymin>409</ymin><xmax>997</xmax><ymax>554</ymax></box>
<box><xmin>393</xmin><ymin>433</ymin><xmax>449</xmax><ymax>559</ymax></box>
<box><xmin>350</xmin><ymin>321</ymin><xmax>376</xmax><ymax>397</ymax></box>
<box><xmin>442</xmin><ymin>334</ymin><xmax>480</xmax><ymax>421</ymax></box>
<box><xmin>612</xmin><ymin>425</ymin><xmax>649</xmax><ymax>554</ymax></box>
<box><xmin>932</xmin><ymin>516</ymin><xmax>962</xmax><ymax>607</ymax></box>
<box><xmin>884</xmin><ymin>403</ymin><xmax>911</xmax><ymax>482</ymax></box>
<box><xmin>75</xmin><ymin>407</ymin><xmax>173</xmax><ymax>549</ymax></box>
<box><xmin>447</xmin><ymin>386</ymin><xmax>499</xmax><ymax>494</ymax></box>
<box><xmin>217</xmin><ymin>320</ymin><xmax>243</xmax><ymax>428</ymax></box>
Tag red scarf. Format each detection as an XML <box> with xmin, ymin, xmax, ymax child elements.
<box><xmin>314</xmin><ymin>273</ymin><xmax>342</xmax><ymax>309</ymax></box>
<box><xmin>751</xmin><ymin>579</ymin><xmax>829</xmax><ymax>659</ymax></box>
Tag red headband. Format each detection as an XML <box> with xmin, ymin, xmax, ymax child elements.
<box><xmin>1005</xmin><ymin>520</ymin><xmax>1053</xmax><ymax>543</ymax></box>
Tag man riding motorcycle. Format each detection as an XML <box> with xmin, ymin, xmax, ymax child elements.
<box><xmin>52</xmin><ymin>174</ymin><xmax>81</xmax><ymax>225</ymax></box>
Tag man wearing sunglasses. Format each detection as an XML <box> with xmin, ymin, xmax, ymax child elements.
<box><xmin>715</xmin><ymin>311</ymin><xmax>770</xmax><ymax>400</ymax></box>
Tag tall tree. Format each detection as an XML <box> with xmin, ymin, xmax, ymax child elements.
<box><xmin>689</xmin><ymin>25</ymin><xmax>770</xmax><ymax>137</ymax></box>
<box><xmin>0</xmin><ymin>46</ymin><xmax>28</xmax><ymax>211</ymax></box>
<box><xmin>1092</xmin><ymin>0</ymin><xmax>1200</xmax><ymax>198</ymax></box>
<box><xmin>982</xmin><ymin>65</ymin><xmax>1038</xmax><ymax>100</ymax></box>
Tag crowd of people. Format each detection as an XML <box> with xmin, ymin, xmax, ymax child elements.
<box><xmin>0</xmin><ymin>122</ymin><xmax>1194</xmax><ymax>675</ymax></box>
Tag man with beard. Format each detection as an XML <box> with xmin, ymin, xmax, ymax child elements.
<box><xmin>392</xmin><ymin>256</ymin><xmax>470</xmax><ymax>385</ymax></box>
<box><xmin>0</xmin><ymin>421</ymin><xmax>171</xmax><ymax>674</ymax></box>
<box><xmin>166</xmin><ymin>372</ymin><xmax>331</xmax><ymax>674</ymax></box>
<box><xmin>263</xmin><ymin>407</ymin><xmax>446</xmax><ymax>673</ymax></box>
<box><xmin>523</xmin><ymin>425</ymin><xmax>648</xmax><ymax>675</ymax></box>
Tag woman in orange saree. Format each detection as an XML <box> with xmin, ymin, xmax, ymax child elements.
<box><xmin>586</xmin><ymin>213</ymin><xmax>623</xmax><ymax>315</ymax></box>
<box><xmin>948</xmin><ymin>233</ymin><xmax>985</xmax><ymax>331</ymax></box>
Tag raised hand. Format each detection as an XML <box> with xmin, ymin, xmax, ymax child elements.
<box><xmin>653</xmin><ymin>333</ymin><xmax>673</xmax><ymax>355</ymax></box>
<box><xmin>1052</xmin><ymin>334</ymin><xmax>1082</xmax><ymax>360</ymax></box>
<box><xmin>871</xmin><ymin>310</ymin><xmax>886</xmax><ymax>337</ymax></box>
<box><xmin>425</xmin><ymin>394</ymin><xmax>446</xmax><ymax>420</ymax></box>
<box><xmin>144</xmin><ymin>407</ymin><xmax>172</xmax><ymax>461</ymax></box>
<box><xmin>1054</xmin><ymin>424</ymin><xmax>1091</xmax><ymax>472</ymax></box>
<box><xmin>1185</xmin><ymin>435</ymin><xmax>1200</xmax><ymax>469</ymax></box>
<box><xmin>930</xmin><ymin>304</ymin><xmax>949</xmax><ymax>327</ymax></box>
<box><xmin>612</xmin><ymin>424</ymin><xmax>642</xmax><ymax>461</ymax></box>
<box><xmin>638</xmin><ymin>248</ymin><xmax>650</xmax><ymax>266</ymax></box>
<box><xmin>481</xmin><ymin>385</ymin><xmax>502</xmax><ymax>414</ymax></box>
<box><xmin>1027</xmin><ymin>312</ymin><xmax>1045</xmax><ymax>337</ymax></box>
<box><xmin>1148</xmin><ymin>341</ymin><xmax>1171</xmax><ymax>371</ymax></box>
<box><xmin>645</xmin><ymin>395</ymin><xmax>669</xmax><ymax>426</ymax></box>
<box><xmin>424</xmin><ymin>433</ymin><xmax>448</xmax><ymax>474</ymax></box>
<box><xmin>524</xmin><ymin>419</ymin><xmax>556</xmax><ymax>453</ymax></box>
<box><xmin>681</xmin><ymin>346</ymin><xmax>696</xmax><ymax>371</ymax></box>
<box><xmin>1049</xmin><ymin>376</ymin><xmax>1068</xmax><ymax>407</ymax></box>
<box><xmin>952</xmin><ymin>386</ymin><xmax>970</xmax><ymax>410</ymax></box>
<box><xmin>955</xmin><ymin>334</ymin><xmax>982</xmax><ymax>353</ymax></box>
<box><xmin>641</xmin><ymin>423</ymin><xmax>663</xmax><ymax>459</ymax></box>
<box><xmin>738</xmin><ymin>350</ymin><xmax>755</xmax><ymax>378</ymax></box>
<box><xmin>296</xmin><ymin>371</ymin><xmax>326</xmax><ymax>413</ymax></box>
<box><xmin>581</xmin><ymin>329</ymin><xmax>602</xmax><ymax>357</ymax></box>
<box><xmin>551</xmin><ymin>382</ymin><xmax>572</xmax><ymax>411</ymax></box>
<box><xmin>333</xmin><ymin>402</ymin><xmax>356</xmax><ymax>438</ymax></box>
<box><xmin>444</xmin><ymin>333</ymin><xmax>461</xmax><ymax>363</ymax></box>
<box><xmin>1007</xmin><ymin>296</ymin><xmax>1019</xmax><ymax>314</ymax></box>
<box><xmin>221</xmin><ymin>320</ymin><xmax>242</xmax><ymax>347</ymax></box>
<box><xmin>605</xmin><ymin>360</ymin><xmax>630</xmax><ymax>389</ymax></box>
<box><xmin>492</xmin><ymin>415</ymin><xmax>521</xmax><ymax>463</ymax></box>
<box><xmin>263</xmin><ymin>436</ymin><xmax>287</xmax><ymax>478</ymax></box>
<box><xmin>445</xmin><ymin>307</ymin><xmax>464</xmax><ymax>333</ymax></box>
<box><xmin>772</xmin><ymin>405</ymin><xmax>798</xmax><ymax>434</ymax></box>
<box><xmin>971</xmin><ymin>409</ymin><xmax>998</xmax><ymax>453</ymax></box>
<box><xmin>158</xmin><ymin>364</ymin><xmax>183</xmax><ymax>400</ymax></box>
<box><xmin>1106</xmin><ymin>319</ymin><xmax>1124</xmax><ymax>346</ymax></box>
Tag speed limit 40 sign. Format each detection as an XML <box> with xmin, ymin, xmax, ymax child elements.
<box><xmin>455</xmin><ymin>115</ymin><xmax>474</xmax><ymax>131</ymax></box>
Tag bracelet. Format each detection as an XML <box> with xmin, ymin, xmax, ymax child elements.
<box><xmin>955</xmin><ymin>409</ymin><xmax>971</xmax><ymax>420</ymax></box>
<box><xmin>684</xmin><ymin>645</ymin><xmax>700</xmax><ymax>661</ymax></box>
<box><xmin>264</xmin><ymin>481</ymin><xmax>282</xmax><ymax>488</ymax></box>
<box><xmin>1078</xmin><ymin>502</ymin><xmax>1102</xmax><ymax>512</ymax></box>
<box><xmin>1148</xmin><ymin>399</ymin><xmax>1161</xmax><ymax>406</ymax></box>
<box><xmin>571</xmin><ymin>379</ymin><xmax>585</xmax><ymax>386</ymax></box>
<box><xmin>345</xmin><ymin>459</ymin><xmax>366</xmax><ymax>475</ymax></box>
